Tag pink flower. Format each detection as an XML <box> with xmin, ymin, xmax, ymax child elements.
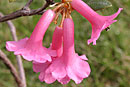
<box><xmin>45</xmin><ymin>18</ymin><xmax>91</xmax><ymax>84</ymax></box>
<box><xmin>33</xmin><ymin>26</ymin><xmax>63</xmax><ymax>83</ymax></box>
<box><xmin>50</xmin><ymin>26</ymin><xmax>63</xmax><ymax>57</ymax></box>
<box><xmin>6</xmin><ymin>9</ymin><xmax>57</xmax><ymax>63</ymax></box>
<box><xmin>71</xmin><ymin>0</ymin><xmax>123</xmax><ymax>45</ymax></box>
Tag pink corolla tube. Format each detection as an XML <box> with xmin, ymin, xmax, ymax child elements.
<box><xmin>33</xmin><ymin>26</ymin><xmax>63</xmax><ymax>83</ymax></box>
<box><xmin>71</xmin><ymin>0</ymin><xmax>123</xmax><ymax>45</ymax></box>
<box><xmin>6</xmin><ymin>9</ymin><xmax>56</xmax><ymax>63</ymax></box>
<box><xmin>45</xmin><ymin>18</ymin><xmax>91</xmax><ymax>84</ymax></box>
<box><xmin>50</xmin><ymin>26</ymin><xmax>63</xmax><ymax>57</ymax></box>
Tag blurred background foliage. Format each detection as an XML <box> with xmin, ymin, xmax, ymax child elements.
<box><xmin>0</xmin><ymin>0</ymin><xmax>130</xmax><ymax>87</ymax></box>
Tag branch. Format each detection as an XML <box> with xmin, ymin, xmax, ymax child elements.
<box><xmin>0</xmin><ymin>50</ymin><xmax>23</xmax><ymax>87</ymax></box>
<box><xmin>25</xmin><ymin>0</ymin><xmax>33</xmax><ymax>7</ymax></box>
<box><xmin>0</xmin><ymin>13</ymin><xmax>27</xmax><ymax>87</ymax></box>
<box><xmin>0</xmin><ymin>0</ymin><xmax>54</xmax><ymax>22</ymax></box>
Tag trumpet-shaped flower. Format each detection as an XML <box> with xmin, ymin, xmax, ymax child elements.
<box><xmin>33</xmin><ymin>26</ymin><xmax>63</xmax><ymax>83</ymax></box>
<box><xmin>45</xmin><ymin>18</ymin><xmax>91</xmax><ymax>84</ymax></box>
<box><xmin>6</xmin><ymin>9</ymin><xmax>56</xmax><ymax>63</ymax></box>
<box><xmin>50</xmin><ymin>27</ymin><xmax>63</xmax><ymax>57</ymax></box>
<box><xmin>71</xmin><ymin>0</ymin><xmax>123</xmax><ymax>45</ymax></box>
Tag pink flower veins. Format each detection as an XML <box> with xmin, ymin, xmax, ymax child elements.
<box><xmin>71</xmin><ymin>0</ymin><xmax>123</xmax><ymax>45</ymax></box>
<box><xmin>6</xmin><ymin>10</ymin><xmax>56</xmax><ymax>63</ymax></box>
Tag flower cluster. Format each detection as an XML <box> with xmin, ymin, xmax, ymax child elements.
<box><xmin>6</xmin><ymin>0</ymin><xmax>122</xmax><ymax>84</ymax></box>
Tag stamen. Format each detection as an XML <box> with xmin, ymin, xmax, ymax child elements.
<box><xmin>53</xmin><ymin>7</ymin><xmax>64</xmax><ymax>24</ymax></box>
<box><xmin>49</xmin><ymin>3</ymin><xmax>61</xmax><ymax>7</ymax></box>
<box><xmin>59</xmin><ymin>9</ymin><xmax>66</xmax><ymax>28</ymax></box>
<box><xmin>67</xmin><ymin>2</ymin><xmax>73</xmax><ymax>13</ymax></box>
<box><xmin>65</xmin><ymin>8</ymin><xmax>71</xmax><ymax>18</ymax></box>
<box><xmin>53</xmin><ymin>3</ymin><xmax>64</xmax><ymax>12</ymax></box>
<box><xmin>68</xmin><ymin>14</ymin><xmax>72</xmax><ymax>19</ymax></box>
<box><xmin>52</xmin><ymin>1</ymin><xmax>73</xmax><ymax>27</ymax></box>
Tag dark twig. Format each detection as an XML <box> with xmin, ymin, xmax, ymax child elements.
<box><xmin>0</xmin><ymin>13</ymin><xmax>26</xmax><ymax>87</ymax></box>
<box><xmin>0</xmin><ymin>50</ymin><xmax>23</xmax><ymax>87</ymax></box>
<box><xmin>0</xmin><ymin>0</ymin><xmax>54</xmax><ymax>22</ymax></box>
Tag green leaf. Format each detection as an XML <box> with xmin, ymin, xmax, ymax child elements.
<box><xmin>54</xmin><ymin>0</ymin><xmax>61</xmax><ymax>2</ymax></box>
<box><xmin>83</xmin><ymin>0</ymin><xmax>112</xmax><ymax>11</ymax></box>
<box><xmin>54</xmin><ymin>0</ymin><xmax>112</xmax><ymax>11</ymax></box>
<box><xmin>8</xmin><ymin>0</ymin><xmax>16</xmax><ymax>3</ymax></box>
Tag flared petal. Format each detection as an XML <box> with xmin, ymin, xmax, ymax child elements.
<box><xmin>67</xmin><ymin>66</ymin><xmax>83</xmax><ymax>84</ymax></box>
<box><xmin>71</xmin><ymin>0</ymin><xmax>123</xmax><ymax>45</ymax></box>
<box><xmin>33</xmin><ymin>26</ymin><xmax>63</xmax><ymax>83</ymax></box>
<box><xmin>58</xmin><ymin>76</ymin><xmax>70</xmax><ymax>84</ymax></box>
<box><xmin>14</xmin><ymin>45</ymin><xmax>54</xmax><ymax>62</ymax></box>
<box><xmin>44</xmin><ymin>73</ymin><xmax>56</xmax><ymax>84</ymax></box>
<box><xmin>67</xmin><ymin>55</ymin><xmax>90</xmax><ymax>84</ymax></box>
<box><xmin>105</xmin><ymin>8</ymin><xmax>123</xmax><ymax>20</ymax></box>
<box><xmin>6</xmin><ymin>9</ymin><xmax>56</xmax><ymax>63</ymax></box>
<box><xmin>43</xmin><ymin>18</ymin><xmax>91</xmax><ymax>84</ymax></box>
<box><xmin>39</xmin><ymin>71</ymin><xmax>45</xmax><ymax>82</ymax></box>
<box><xmin>6</xmin><ymin>37</ymin><xmax>28</xmax><ymax>51</ymax></box>
<box><xmin>46</xmin><ymin>58</ymin><xmax>66</xmax><ymax>79</ymax></box>
<box><xmin>33</xmin><ymin>61</ymin><xmax>50</xmax><ymax>73</ymax></box>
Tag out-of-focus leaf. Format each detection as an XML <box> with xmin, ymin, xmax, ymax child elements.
<box><xmin>54</xmin><ymin>0</ymin><xmax>112</xmax><ymax>11</ymax></box>
<box><xmin>83</xmin><ymin>0</ymin><xmax>112</xmax><ymax>11</ymax></box>
<box><xmin>54</xmin><ymin>0</ymin><xmax>61</xmax><ymax>2</ymax></box>
<box><xmin>9</xmin><ymin>0</ymin><xmax>16</xmax><ymax>3</ymax></box>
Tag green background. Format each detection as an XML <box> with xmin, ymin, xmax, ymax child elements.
<box><xmin>0</xmin><ymin>0</ymin><xmax>130</xmax><ymax>87</ymax></box>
